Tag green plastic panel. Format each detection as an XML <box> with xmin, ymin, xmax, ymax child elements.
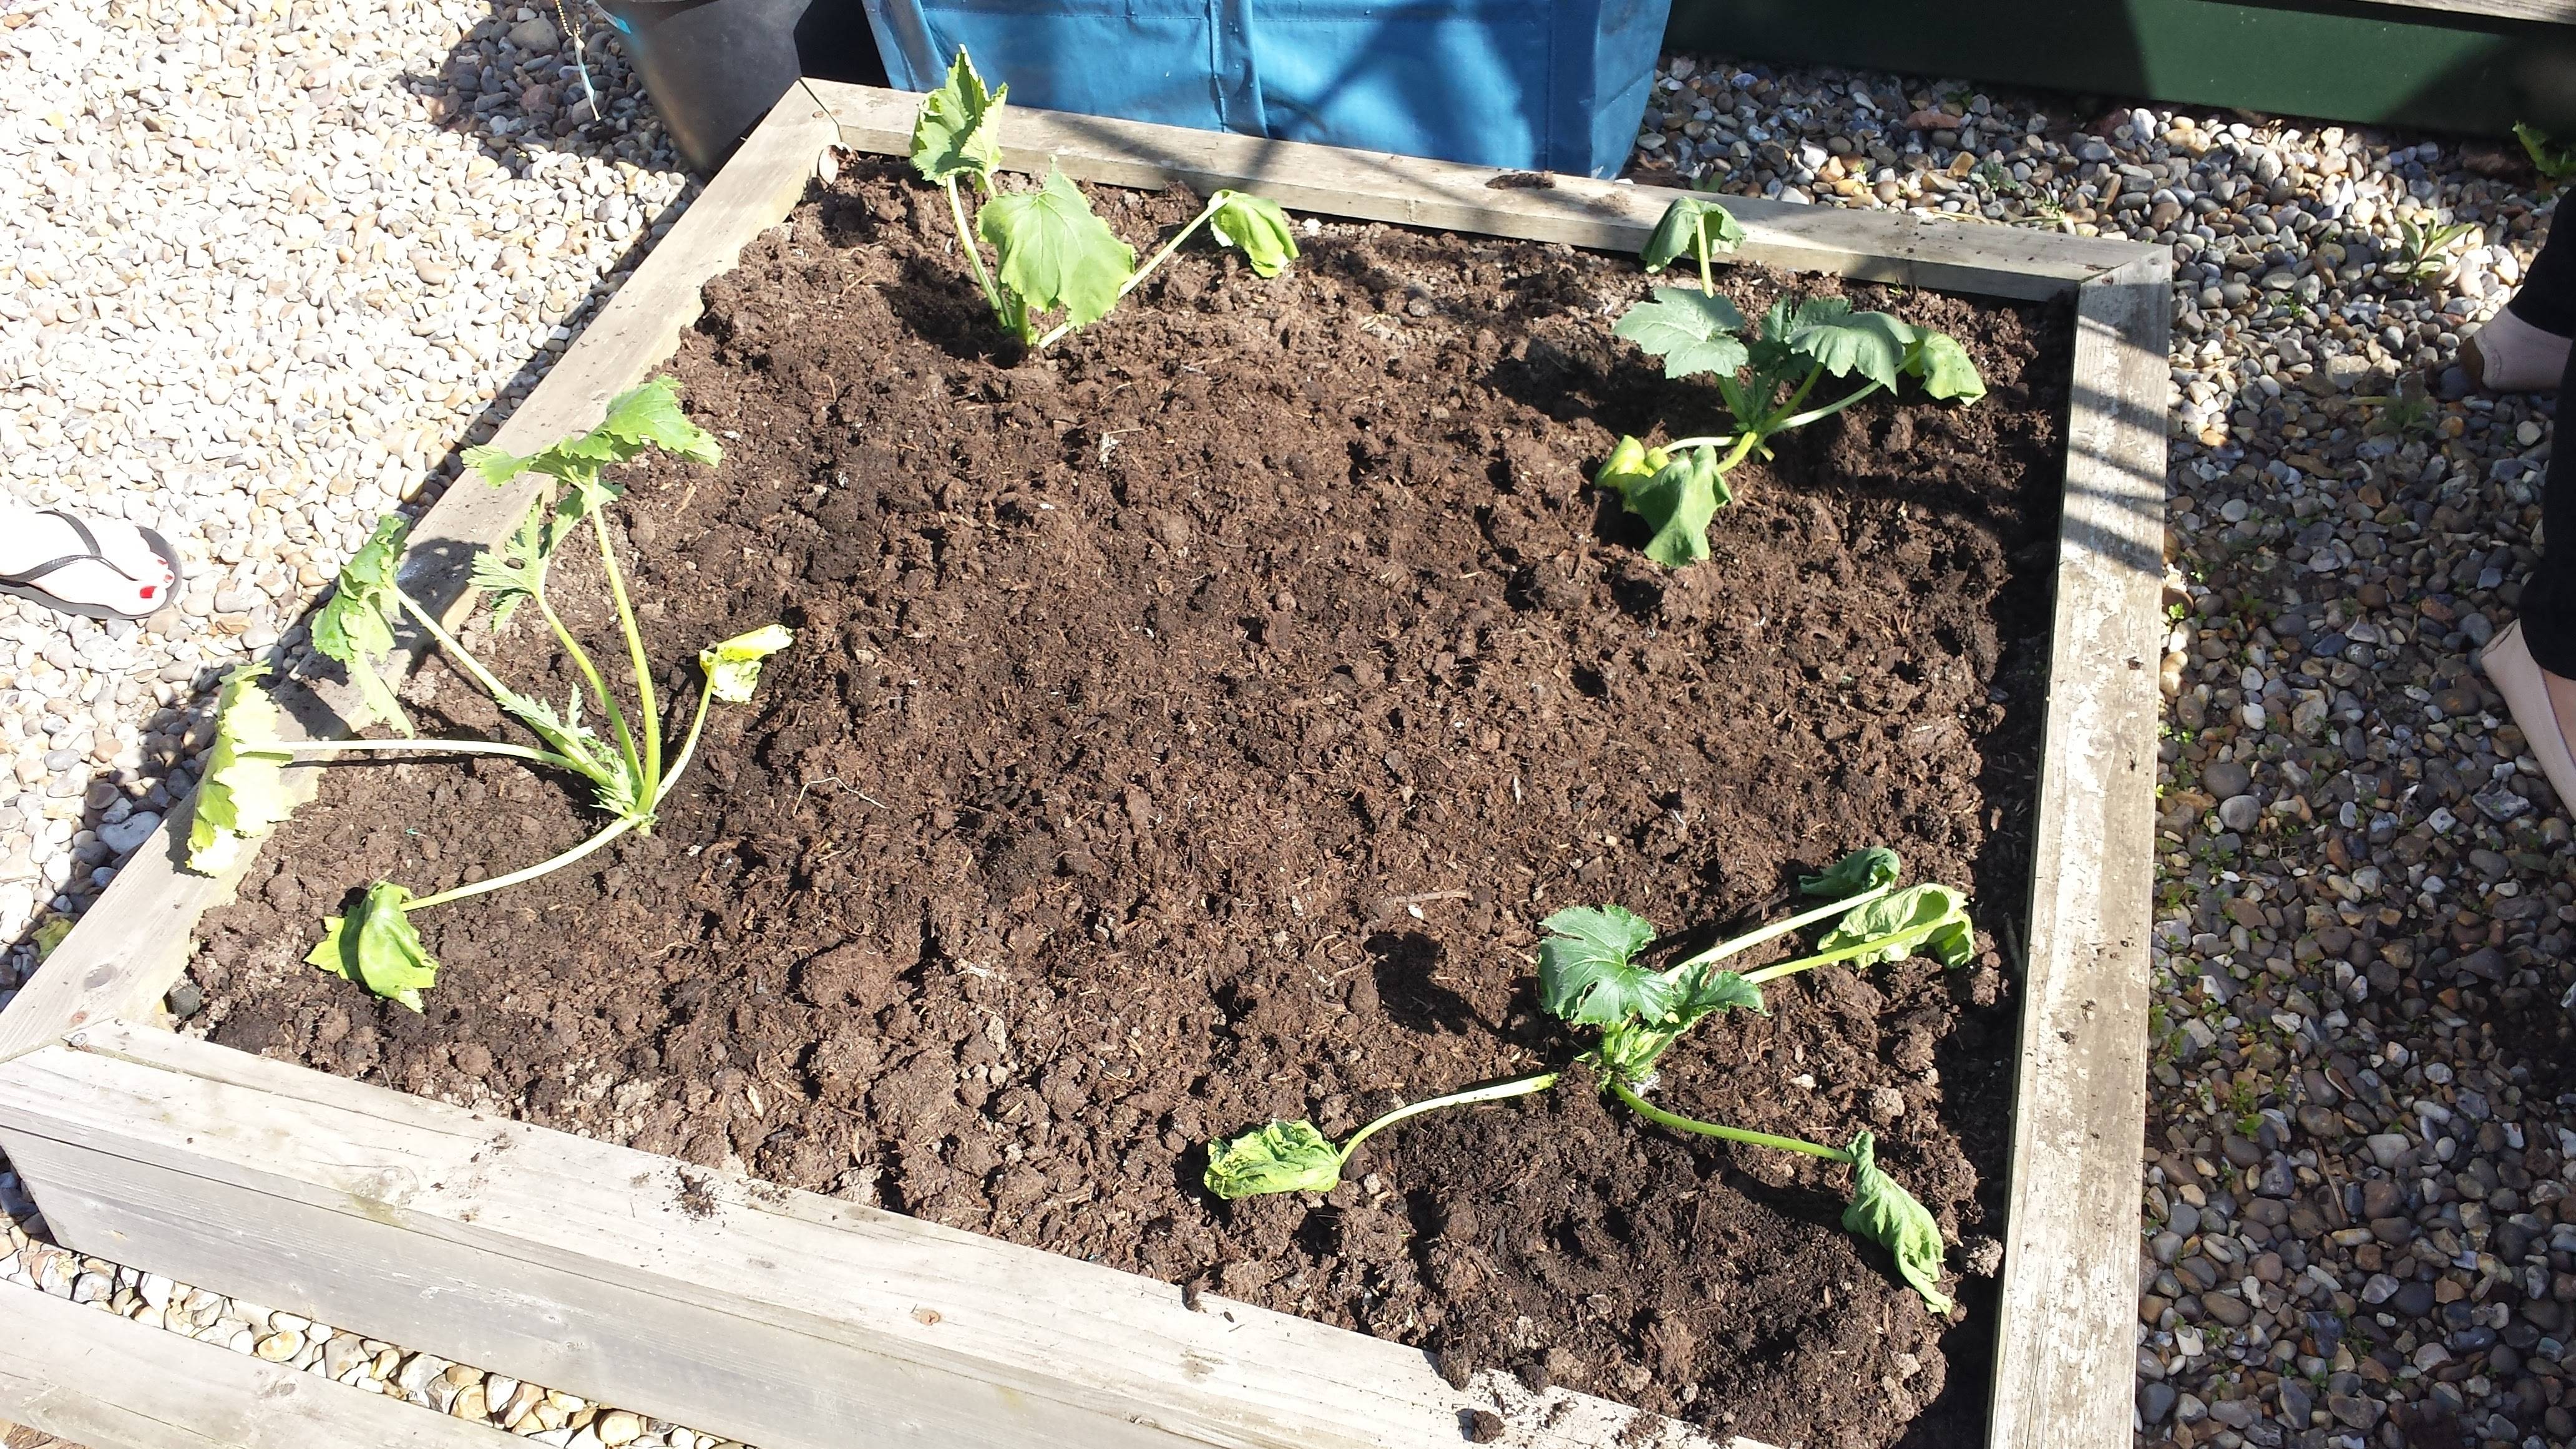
<box><xmin>1667</xmin><ymin>0</ymin><xmax>2576</xmax><ymax>137</ymax></box>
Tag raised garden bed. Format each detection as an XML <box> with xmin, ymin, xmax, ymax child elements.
<box><xmin>0</xmin><ymin>83</ymin><xmax>2169</xmax><ymax>1449</ymax></box>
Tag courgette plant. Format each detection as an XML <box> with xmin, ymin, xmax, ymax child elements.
<box><xmin>187</xmin><ymin>378</ymin><xmax>793</xmax><ymax>1012</ymax></box>
<box><xmin>1204</xmin><ymin>847</ymin><xmax>1974</xmax><ymax>1313</ymax></box>
<box><xmin>1596</xmin><ymin>197</ymin><xmax>1987</xmax><ymax>568</ymax></box>
<box><xmin>909</xmin><ymin>48</ymin><xmax>1299</xmax><ymax>349</ymax></box>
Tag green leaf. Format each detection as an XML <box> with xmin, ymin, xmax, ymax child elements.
<box><xmin>1640</xmin><ymin>195</ymin><xmax>1744</xmax><ymax>275</ymax></box>
<box><xmin>979</xmin><ymin>166</ymin><xmax>1135</xmax><ymax>332</ymax></box>
<box><xmin>1208</xmin><ymin>190</ymin><xmax>1299</xmax><ymax>278</ymax></box>
<box><xmin>470</xmin><ymin>500</ymin><xmax>555</xmax><ymax>628</ymax></box>
<box><xmin>1603</xmin><ymin>445</ymin><xmax>1730</xmax><ymax>568</ymax></box>
<box><xmin>1203</xmin><ymin>1120</ymin><xmax>1345</xmax><ymax>1199</ymax></box>
<box><xmin>1800</xmin><ymin>847</ymin><xmax>1901</xmax><ymax>899</ymax></box>
<box><xmin>1612</xmin><ymin>287</ymin><xmax>1749</xmax><ymax>380</ymax></box>
<box><xmin>306</xmin><ymin>881</ymin><xmax>441</xmax><ymax>1013</ymax></box>
<box><xmin>1784</xmin><ymin>300</ymin><xmax>1913</xmax><ymax>389</ymax></box>
<box><xmin>1592</xmin><ymin>436</ymin><xmax>1668</xmax><ymax>495</ymax></box>
<box><xmin>590</xmin><ymin>376</ymin><xmax>721</xmax><ymax>465</ymax></box>
<box><xmin>1669</xmin><ymin>964</ymin><xmax>1763</xmax><ymax>1020</ymax></box>
<box><xmin>1538</xmin><ymin>905</ymin><xmax>1668</xmax><ymax>1027</ymax></box>
<box><xmin>186</xmin><ymin>666</ymin><xmax>299</xmax><ymax>875</ymax></box>
<box><xmin>1841</xmin><ymin>1131</ymin><xmax>1953</xmax><ymax>1313</ymax></box>
<box><xmin>1925</xmin><ymin>911</ymin><xmax>1976</xmax><ymax>970</ymax></box>
<box><xmin>911</xmin><ymin>47</ymin><xmax>1005</xmax><ymax>186</ymax></box>
<box><xmin>1903</xmin><ymin>329</ymin><xmax>1986</xmax><ymax>402</ymax></box>
<box><xmin>700</xmin><ymin>624</ymin><xmax>796</xmax><ymax>705</ymax></box>
<box><xmin>311</xmin><ymin>515</ymin><xmax>415</xmax><ymax>738</ymax></box>
<box><xmin>1746</xmin><ymin>296</ymin><xmax>1800</xmax><ymax>378</ymax></box>
<box><xmin>1816</xmin><ymin>884</ymin><xmax>1974</xmax><ymax>967</ymax></box>
<box><xmin>2517</xmin><ymin>122</ymin><xmax>2576</xmax><ymax>183</ymax></box>
<box><xmin>468</xmin><ymin>378</ymin><xmax>719</xmax><ymax>494</ymax></box>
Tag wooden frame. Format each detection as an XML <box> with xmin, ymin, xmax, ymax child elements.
<box><xmin>0</xmin><ymin>1276</ymin><xmax>523</xmax><ymax>1449</ymax></box>
<box><xmin>0</xmin><ymin>82</ymin><xmax>2169</xmax><ymax>1449</ymax></box>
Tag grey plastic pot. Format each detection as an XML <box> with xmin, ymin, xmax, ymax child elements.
<box><xmin>596</xmin><ymin>0</ymin><xmax>879</xmax><ymax>175</ymax></box>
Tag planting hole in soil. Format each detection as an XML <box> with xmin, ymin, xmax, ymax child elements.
<box><xmin>181</xmin><ymin>114</ymin><xmax>2074</xmax><ymax>1447</ymax></box>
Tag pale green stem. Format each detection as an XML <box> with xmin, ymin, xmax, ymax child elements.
<box><xmin>1118</xmin><ymin>193</ymin><xmax>1225</xmax><ymax>301</ymax></box>
<box><xmin>653</xmin><ymin>676</ymin><xmax>718</xmax><ymax>809</ymax></box>
<box><xmin>1777</xmin><ymin>378</ymin><xmax>1886</xmax><ymax>431</ymax></box>
<box><xmin>1694</xmin><ymin>216</ymin><xmax>1714</xmax><ymax>295</ymax></box>
<box><xmin>266</xmin><ymin>737</ymin><xmax>583</xmax><ymax>773</ymax></box>
<box><xmin>1338</xmin><ymin>1071</ymin><xmax>1560</xmax><ymax>1162</ymax></box>
<box><xmin>1740</xmin><ymin>919</ymin><xmax>1950</xmax><ymax>987</ymax></box>
<box><xmin>394</xmin><ymin>590</ymin><xmax>516</xmax><ymax>710</ymax></box>
<box><xmin>1607</xmin><ymin>1078</ymin><xmax>1850</xmax><ymax>1161</ymax></box>
<box><xmin>1711</xmin><ymin>431</ymin><xmax>1764</xmax><ymax>474</ymax></box>
<box><xmin>1664</xmin><ymin>883</ymin><xmax>1896</xmax><ymax>980</ymax></box>
<box><xmin>395</xmin><ymin>589</ymin><xmax>616</xmax><ymax>788</ymax></box>
<box><xmin>529</xmin><ymin>576</ymin><xmax>643</xmax><ymax>793</ymax></box>
<box><xmin>1036</xmin><ymin>193</ymin><xmax>1227</xmax><ymax>350</ymax></box>
<box><xmin>944</xmin><ymin>176</ymin><xmax>1005</xmax><ymax>320</ymax></box>
<box><xmin>1664</xmin><ymin>434</ymin><xmax>1739</xmax><ymax>452</ymax></box>
<box><xmin>588</xmin><ymin>510</ymin><xmax>661</xmax><ymax>809</ymax></box>
<box><xmin>401</xmin><ymin>812</ymin><xmax>642</xmax><ymax>914</ymax></box>
<box><xmin>1769</xmin><ymin>363</ymin><xmax>1825</xmax><ymax>427</ymax></box>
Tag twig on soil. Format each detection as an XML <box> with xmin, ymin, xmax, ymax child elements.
<box><xmin>793</xmin><ymin>774</ymin><xmax>886</xmax><ymax>812</ymax></box>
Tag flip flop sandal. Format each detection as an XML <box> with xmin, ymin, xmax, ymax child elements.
<box><xmin>0</xmin><ymin>509</ymin><xmax>185</xmax><ymax>622</ymax></box>
<box><xmin>2460</xmin><ymin>307</ymin><xmax>2569</xmax><ymax>394</ymax></box>
<box><xmin>2478</xmin><ymin>619</ymin><xmax>2576</xmax><ymax>811</ymax></box>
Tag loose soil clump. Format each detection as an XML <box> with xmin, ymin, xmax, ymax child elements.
<box><xmin>188</xmin><ymin>159</ymin><xmax>2072</xmax><ymax>1448</ymax></box>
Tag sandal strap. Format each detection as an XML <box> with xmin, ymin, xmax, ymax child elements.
<box><xmin>0</xmin><ymin>554</ymin><xmax>106</xmax><ymax>587</ymax></box>
<box><xmin>7</xmin><ymin>510</ymin><xmax>146</xmax><ymax>587</ymax></box>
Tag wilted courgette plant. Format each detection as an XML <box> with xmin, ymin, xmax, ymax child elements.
<box><xmin>1204</xmin><ymin>847</ymin><xmax>1974</xmax><ymax>1313</ymax></box>
<box><xmin>1595</xmin><ymin>195</ymin><xmax>1987</xmax><ymax>568</ymax></box>
<box><xmin>187</xmin><ymin>378</ymin><xmax>792</xmax><ymax>1011</ymax></box>
<box><xmin>909</xmin><ymin>47</ymin><xmax>1300</xmax><ymax>349</ymax></box>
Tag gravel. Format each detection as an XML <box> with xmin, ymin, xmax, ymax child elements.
<box><xmin>1631</xmin><ymin>52</ymin><xmax>2576</xmax><ymax>1449</ymax></box>
<box><xmin>0</xmin><ymin>0</ymin><xmax>693</xmax><ymax>981</ymax></box>
<box><xmin>4</xmin><ymin>11</ymin><xmax>2572</xmax><ymax>1446</ymax></box>
<box><xmin>0</xmin><ymin>0</ymin><xmax>743</xmax><ymax>1442</ymax></box>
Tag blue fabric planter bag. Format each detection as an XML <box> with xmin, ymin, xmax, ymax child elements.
<box><xmin>857</xmin><ymin>0</ymin><xmax>1671</xmax><ymax>178</ymax></box>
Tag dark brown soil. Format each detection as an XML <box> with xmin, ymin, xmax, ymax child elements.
<box><xmin>187</xmin><ymin>159</ymin><xmax>2073</xmax><ymax>1449</ymax></box>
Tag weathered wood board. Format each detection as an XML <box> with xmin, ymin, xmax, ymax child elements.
<box><xmin>0</xmin><ymin>79</ymin><xmax>2169</xmax><ymax>1449</ymax></box>
<box><xmin>0</xmin><ymin>1276</ymin><xmax>522</xmax><ymax>1449</ymax></box>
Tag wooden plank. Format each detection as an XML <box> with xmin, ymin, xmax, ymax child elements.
<box><xmin>0</xmin><ymin>92</ymin><xmax>839</xmax><ymax>1069</ymax></box>
<box><xmin>0</xmin><ymin>1277</ymin><xmax>520</xmax><ymax>1449</ymax></box>
<box><xmin>1984</xmin><ymin>257</ymin><xmax>2169</xmax><ymax>1449</ymax></box>
<box><xmin>803</xmin><ymin>80</ymin><xmax>2155</xmax><ymax>303</ymax></box>
<box><xmin>0</xmin><ymin>1027</ymin><xmax>1735</xmax><ymax>1449</ymax></box>
<box><xmin>2348</xmin><ymin>0</ymin><xmax>2576</xmax><ymax>23</ymax></box>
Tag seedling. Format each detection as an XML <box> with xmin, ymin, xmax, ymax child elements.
<box><xmin>2388</xmin><ymin>215</ymin><xmax>2477</xmax><ymax>285</ymax></box>
<box><xmin>2355</xmin><ymin>376</ymin><xmax>2436</xmax><ymax>441</ymax></box>
<box><xmin>188</xmin><ymin>378</ymin><xmax>793</xmax><ymax>1012</ymax></box>
<box><xmin>2515</xmin><ymin>122</ymin><xmax>2576</xmax><ymax>185</ymax></box>
<box><xmin>1203</xmin><ymin>847</ymin><xmax>1975</xmax><ymax>1312</ymax></box>
<box><xmin>909</xmin><ymin>48</ymin><xmax>1298</xmax><ymax>349</ymax></box>
<box><xmin>1598</xmin><ymin>204</ymin><xmax>1986</xmax><ymax>566</ymax></box>
<box><xmin>1640</xmin><ymin>195</ymin><xmax>1744</xmax><ymax>297</ymax></box>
